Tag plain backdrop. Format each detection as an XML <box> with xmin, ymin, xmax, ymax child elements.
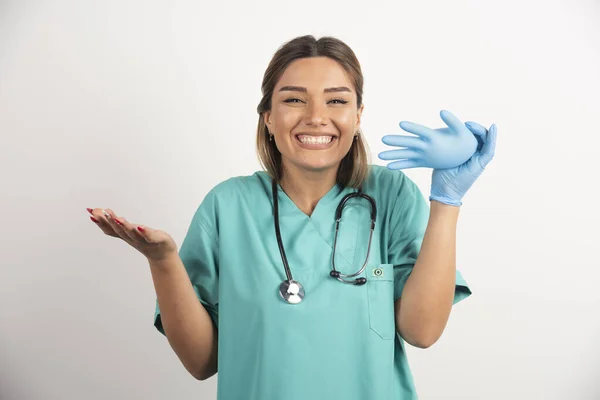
<box><xmin>1</xmin><ymin>0</ymin><xmax>599</xmax><ymax>399</ymax></box>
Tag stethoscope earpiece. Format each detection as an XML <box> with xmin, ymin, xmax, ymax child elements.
<box><xmin>330</xmin><ymin>270</ymin><xmax>367</xmax><ymax>285</ymax></box>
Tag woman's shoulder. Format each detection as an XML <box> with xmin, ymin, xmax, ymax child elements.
<box><xmin>189</xmin><ymin>170</ymin><xmax>271</xmax><ymax>225</ymax></box>
<box><xmin>363</xmin><ymin>165</ymin><xmax>428</xmax><ymax>220</ymax></box>
<box><xmin>364</xmin><ymin>164</ymin><xmax>419</xmax><ymax>195</ymax></box>
<box><xmin>202</xmin><ymin>170</ymin><xmax>271</xmax><ymax>204</ymax></box>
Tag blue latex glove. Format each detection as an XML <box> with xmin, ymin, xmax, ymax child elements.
<box><xmin>429</xmin><ymin>120</ymin><xmax>497</xmax><ymax>206</ymax></box>
<box><xmin>378</xmin><ymin>110</ymin><xmax>479</xmax><ymax>170</ymax></box>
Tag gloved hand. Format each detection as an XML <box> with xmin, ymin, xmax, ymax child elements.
<box><xmin>429</xmin><ymin>119</ymin><xmax>497</xmax><ymax>206</ymax></box>
<box><xmin>378</xmin><ymin>110</ymin><xmax>479</xmax><ymax>170</ymax></box>
<box><xmin>377</xmin><ymin>110</ymin><xmax>497</xmax><ymax>206</ymax></box>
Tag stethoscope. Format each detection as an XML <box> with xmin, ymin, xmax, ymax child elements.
<box><xmin>272</xmin><ymin>179</ymin><xmax>377</xmax><ymax>304</ymax></box>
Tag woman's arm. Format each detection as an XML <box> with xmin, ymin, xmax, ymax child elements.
<box><xmin>394</xmin><ymin>200</ymin><xmax>460</xmax><ymax>348</ymax></box>
<box><xmin>150</xmin><ymin>254</ymin><xmax>218</xmax><ymax>380</ymax></box>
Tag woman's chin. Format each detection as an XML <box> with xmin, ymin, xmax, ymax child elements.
<box><xmin>282</xmin><ymin>153</ymin><xmax>345</xmax><ymax>176</ymax></box>
<box><xmin>297</xmin><ymin>160</ymin><xmax>341</xmax><ymax>174</ymax></box>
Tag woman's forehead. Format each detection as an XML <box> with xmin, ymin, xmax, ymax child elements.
<box><xmin>275</xmin><ymin>57</ymin><xmax>353</xmax><ymax>92</ymax></box>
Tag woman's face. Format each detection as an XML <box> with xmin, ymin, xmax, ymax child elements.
<box><xmin>264</xmin><ymin>56</ymin><xmax>363</xmax><ymax>177</ymax></box>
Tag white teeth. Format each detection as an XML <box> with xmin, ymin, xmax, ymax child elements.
<box><xmin>297</xmin><ymin>135</ymin><xmax>333</xmax><ymax>144</ymax></box>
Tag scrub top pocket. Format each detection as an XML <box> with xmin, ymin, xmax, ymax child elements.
<box><xmin>366</xmin><ymin>263</ymin><xmax>395</xmax><ymax>340</ymax></box>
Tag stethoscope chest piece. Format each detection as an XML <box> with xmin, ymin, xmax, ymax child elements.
<box><xmin>279</xmin><ymin>279</ymin><xmax>305</xmax><ymax>304</ymax></box>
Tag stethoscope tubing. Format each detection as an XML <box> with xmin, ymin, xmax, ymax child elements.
<box><xmin>272</xmin><ymin>179</ymin><xmax>377</xmax><ymax>287</ymax></box>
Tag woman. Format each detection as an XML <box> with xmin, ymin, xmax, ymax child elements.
<box><xmin>88</xmin><ymin>35</ymin><xmax>496</xmax><ymax>399</ymax></box>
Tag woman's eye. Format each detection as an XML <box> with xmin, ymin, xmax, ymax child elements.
<box><xmin>329</xmin><ymin>99</ymin><xmax>348</xmax><ymax>104</ymax></box>
<box><xmin>283</xmin><ymin>98</ymin><xmax>348</xmax><ymax>104</ymax></box>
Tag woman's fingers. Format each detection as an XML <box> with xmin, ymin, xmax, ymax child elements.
<box><xmin>386</xmin><ymin>158</ymin><xmax>421</xmax><ymax>170</ymax></box>
<box><xmin>378</xmin><ymin>148</ymin><xmax>421</xmax><ymax>161</ymax></box>
<box><xmin>87</xmin><ymin>207</ymin><xmax>178</xmax><ymax>261</ymax></box>
<box><xmin>465</xmin><ymin>121</ymin><xmax>488</xmax><ymax>152</ymax></box>
<box><xmin>464</xmin><ymin>121</ymin><xmax>488</xmax><ymax>136</ymax></box>
<box><xmin>87</xmin><ymin>208</ymin><xmax>139</xmax><ymax>242</ymax></box>
<box><xmin>102</xmin><ymin>209</ymin><xmax>134</xmax><ymax>243</ymax></box>
<box><xmin>439</xmin><ymin>110</ymin><xmax>466</xmax><ymax>133</ymax></box>
<box><xmin>88</xmin><ymin>208</ymin><xmax>119</xmax><ymax>237</ymax></box>
<box><xmin>398</xmin><ymin>121</ymin><xmax>434</xmax><ymax>140</ymax></box>
<box><xmin>111</xmin><ymin>214</ymin><xmax>143</xmax><ymax>243</ymax></box>
<box><xmin>465</xmin><ymin>123</ymin><xmax>497</xmax><ymax>169</ymax></box>
<box><xmin>479</xmin><ymin>124</ymin><xmax>497</xmax><ymax>167</ymax></box>
<box><xmin>381</xmin><ymin>135</ymin><xmax>425</xmax><ymax>150</ymax></box>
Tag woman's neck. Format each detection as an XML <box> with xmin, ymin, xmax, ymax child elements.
<box><xmin>279</xmin><ymin>164</ymin><xmax>338</xmax><ymax>216</ymax></box>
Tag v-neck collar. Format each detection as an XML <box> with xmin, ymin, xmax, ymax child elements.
<box><xmin>255</xmin><ymin>170</ymin><xmax>363</xmax><ymax>270</ymax></box>
<box><xmin>255</xmin><ymin>171</ymin><xmax>350</xmax><ymax>219</ymax></box>
<box><xmin>273</xmin><ymin>177</ymin><xmax>346</xmax><ymax>219</ymax></box>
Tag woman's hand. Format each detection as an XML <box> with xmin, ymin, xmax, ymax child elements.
<box><xmin>378</xmin><ymin>110</ymin><xmax>479</xmax><ymax>170</ymax></box>
<box><xmin>87</xmin><ymin>208</ymin><xmax>178</xmax><ymax>262</ymax></box>
<box><xmin>429</xmin><ymin>120</ymin><xmax>497</xmax><ymax>206</ymax></box>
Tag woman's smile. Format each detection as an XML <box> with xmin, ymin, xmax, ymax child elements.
<box><xmin>295</xmin><ymin>134</ymin><xmax>337</xmax><ymax>150</ymax></box>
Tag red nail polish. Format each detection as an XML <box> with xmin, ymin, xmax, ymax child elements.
<box><xmin>86</xmin><ymin>208</ymin><xmax>93</xmax><ymax>214</ymax></box>
<box><xmin>137</xmin><ymin>226</ymin><xmax>145</xmax><ymax>233</ymax></box>
<box><xmin>90</xmin><ymin>216</ymin><xmax>99</xmax><ymax>223</ymax></box>
<box><xmin>114</xmin><ymin>218</ymin><xmax>123</xmax><ymax>226</ymax></box>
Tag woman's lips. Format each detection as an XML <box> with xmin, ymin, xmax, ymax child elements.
<box><xmin>295</xmin><ymin>135</ymin><xmax>336</xmax><ymax>150</ymax></box>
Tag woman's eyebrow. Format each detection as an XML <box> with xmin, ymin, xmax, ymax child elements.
<box><xmin>278</xmin><ymin>86</ymin><xmax>352</xmax><ymax>93</ymax></box>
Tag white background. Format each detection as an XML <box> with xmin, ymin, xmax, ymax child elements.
<box><xmin>1</xmin><ymin>0</ymin><xmax>599</xmax><ymax>399</ymax></box>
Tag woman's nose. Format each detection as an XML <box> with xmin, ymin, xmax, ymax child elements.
<box><xmin>305</xmin><ymin>102</ymin><xmax>327</xmax><ymax>125</ymax></box>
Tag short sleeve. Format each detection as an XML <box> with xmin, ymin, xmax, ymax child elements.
<box><xmin>388</xmin><ymin>173</ymin><xmax>471</xmax><ymax>305</ymax></box>
<box><xmin>153</xmin><ymin>195</ymin><xmax>220</xmax><ymax>336</ymax></box>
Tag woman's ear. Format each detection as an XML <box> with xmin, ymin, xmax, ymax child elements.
<box><xmin>263</xmin><ymin>111</ymin><xmax>271</xmax><ymax>126</ymax></box>
<box><xmin>356</xmin><ymin>103</ymin><xmax>364</xmax><ymax>127</ymax></box>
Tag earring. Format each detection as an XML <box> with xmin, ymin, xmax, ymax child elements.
<box><xmin>269</xmin><ymin>135</ymin><xmax>273</xmax><ymax>141</ymax></box>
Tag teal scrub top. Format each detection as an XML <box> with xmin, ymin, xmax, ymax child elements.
<box><xmin>154</xmin><ymin>164</ymin><xmax>471</xmax><ymax>399</ymax></box>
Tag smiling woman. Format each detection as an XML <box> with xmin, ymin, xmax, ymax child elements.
<box><xmin>256</xmin><ymin>37</ymin><xmax>370</xmax><ymax>212</ymax></box>
<box><xmin>273</xmin><ymin>80</ymin><xmax>354</xmax><ymax>154</ymax></box>
<box><xmin>140</xmin><ymin>34</ymin><xmax>494</xmax><ymax>400</ymax></box>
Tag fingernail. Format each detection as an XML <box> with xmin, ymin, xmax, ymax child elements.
<box><xmin>114</xmin><ymin>218</ymin><xmax>123</xmax><ymax>226</ymax></box>
<box><xmin>90</xmin><ymin>216</ymin><xmax>99</xmax><ymax>223</ymax></box>
<box><xmin>86</xmin><ymin>208</ymin><xmax>93</xmax><ymax>214</ymax></box>
<box><xmin>137</xmin><ymin>226</ymin><xmax>145</xmax><ymax>233</ymax></box>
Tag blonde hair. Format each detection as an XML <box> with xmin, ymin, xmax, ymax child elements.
<box><xmin>255</xmin><ymin>35</ymin><xmax>370</xmax><ymax>189</ymax></box>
